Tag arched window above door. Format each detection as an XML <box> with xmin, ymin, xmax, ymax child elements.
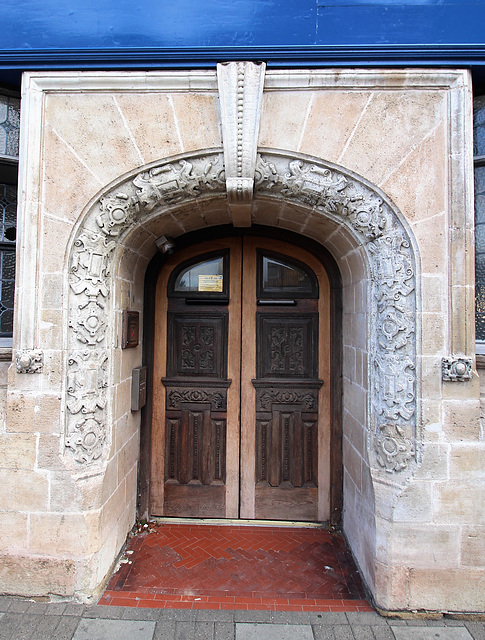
<box><xmin>257</xmin><ymin>251</ymin><xmax>318</xmax><ymax>299</ymax></box>
<box><xmin>168</xmin><ymin>250</ymin><xmax>229</xmax><ymax>300</ymax></box>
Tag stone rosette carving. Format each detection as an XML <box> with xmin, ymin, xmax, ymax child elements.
<box><xmin>67</xmin><ymin>148</ymin><xmax>418</xmax><ymax>474</ymax></box>
<box><xmin>442</xmin><ymin>357</ymin><xmax>473</xmax><ymax>382</ymax></box>
<box><xmin>15</xmin><ymin>349</ymin><xmax>43</xmax><ymax>374</ymax></box>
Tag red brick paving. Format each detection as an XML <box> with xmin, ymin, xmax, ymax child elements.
<box><xmin>100</xmin><ymin>523</ymin><xmax>372</xmax><ymax>612</ymax></box>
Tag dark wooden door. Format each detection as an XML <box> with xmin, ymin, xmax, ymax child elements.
<box><xmin>150</xmin><ymin>236</ymin><xmax>330</xmax><ymax>521</ymax></box>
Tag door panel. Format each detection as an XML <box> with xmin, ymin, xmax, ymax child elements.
<box><xmin>150</xmin><ymin>236</ymin><xmax>330</xmax><ymax>522</ymax></box>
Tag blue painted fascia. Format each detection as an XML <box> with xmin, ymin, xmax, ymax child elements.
<box><xmin>2</xmin><ymin>44</ymin><xmax>485</xmax><ymax>69</ymax></box>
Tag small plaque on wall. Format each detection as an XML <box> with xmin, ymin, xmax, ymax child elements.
<box><xmin>122</xmin><ymin>311</ymin><xmax>139</xmax><ymax>348</ymax></box>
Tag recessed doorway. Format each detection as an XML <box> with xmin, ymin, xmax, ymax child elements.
<box><xmin>149</xmin><ymin>235</ymin><xmax>334</xmax><ymax>522</ymax></box>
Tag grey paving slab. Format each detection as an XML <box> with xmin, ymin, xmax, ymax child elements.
<box><xmin>153</xmin><ymin>620</ymin><xmax>176</xmax><ymax>640</ymax></box>
<box><xmin>346</xmin><ymin>611</ymin><xmax>388</xmax><ymax>625</ymax></box>
<box><xmin>466</xmin><ymin>622</ymin><xmax>485</xmax><ymax>640</ymax></box>
<box><xmin>215</xmin><ymin>622</ymin><xmax>235</xmax><ymax>640</ymax></box>
<box><xmin>333</xmin><ymin>627</ymin><xmax>356</xmax><ymax>640</ymax></box>
<box><xmin>30</xmin><ymin>614</ymin><xmax>62</xmax><ymax>640</ymax></box>
<box><xmin>309</xmin><ymin>612</ymin><xmax>348</xmax><ymax>625</ymax></box>
<box><xmin>121</xmin><ymin>606</ymin><xmax>161</xmax><ymax>621</ymax></box>
<box><xmin>54</xmin><ymin>616</ymin><xmax>82</xmax><ymax>640</ymax></box>
<box><xmin>236</xmin><ymin>622</ymin><xmax>314</xmax><ymax>640</ymax></box>
<box><xmin>174</xmin><ymin>621</ymin><xmax>196</xmax><ymax>639</ymax></box>
<box><xmin>5</xmin><ymin>614</ymin><xmax>42</xmax><ymax>640</ymax></box>
<box><xmin>391</xmin><ymin>626</ymin><xmax>474</xmax><ymax>639</ymax></box>
<box><xmin>194</xmin><ymin>621</ymin><xmax>216</xmax><ymax>639</ymax></box>
<box><xmin>72</xmin><ymin>618</ymin><xmax>156</xmax><ymax>640</ymax></box>
<box><xmin>371</xmin><ymin>626</ymin><xmax>397</xmax><ymax>640</ymax></box>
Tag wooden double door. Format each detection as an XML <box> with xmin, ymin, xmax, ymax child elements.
<box><xmin>150</xmin><ymin>236</ymin><xmax>331</xmax><ymax>522</ymax></box>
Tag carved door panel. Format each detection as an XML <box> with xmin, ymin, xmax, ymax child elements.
<box><xmin>239</xmin><ymin>237</ymin><xmax>330</xmax><ymax>521</ymax></box>
<box><xmin>151</xmin><ymin>236</ymin><xmax>330</xmax><ymax>522</ymax></box>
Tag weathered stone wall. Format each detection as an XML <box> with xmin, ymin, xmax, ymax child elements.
<box><xmin>0</xmin><ymin>68</ymin><xmax>482</xmax><ymax>612</ymax></box>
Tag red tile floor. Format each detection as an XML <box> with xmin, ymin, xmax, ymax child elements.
<box><xmin>100</xmin><ymin>523</ymin><xmax>372</xmax><ymax>612</ymax></box>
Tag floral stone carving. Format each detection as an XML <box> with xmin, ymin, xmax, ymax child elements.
<box><xmin>442</xmin><ymin>357</ymin><xmax>473</xmax><ymax>382</ymax></box>
<box><xmin>254</xmin><ymin>151</ymin><xmax>417</xmax><ymax>474</ymax></box>
<box><xmin>66</xmin><ymin>148</ymin><xmax>418</xmax><ymax>474</ymax></box>
<box><xmin>15</xmin><ymin>350</ymin><xmax>43</xmax><ymax>374</ymax></box>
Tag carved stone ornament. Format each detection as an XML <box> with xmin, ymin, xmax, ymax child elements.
<box><xmin>442</xmin><ymin>357</ymin><xmax>473</xmax><ymax>381</ymax></box>
<box><xmin>67</xmin><ymin>147</ymin><xmax>418</xmax><ymax>474</ymax></box>
<box><xmin>217</xmin><ymin>61</ymin><xmax>266</xmax><ymax>227</ymax></box>
<box><xmin>15</xmin><ymin>349</ymin><xmax>43</xmax><ymax>374</ymax></box>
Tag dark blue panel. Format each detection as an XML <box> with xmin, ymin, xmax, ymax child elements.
<box><xmin>3</xmin><ymin>0</ymin><xmax>316</xmax><ymax>49</ymax></box>
<box><xmin>316</xmin><ymin>3</ymin><xmax>485</xmax><ymax>45</ymax></box>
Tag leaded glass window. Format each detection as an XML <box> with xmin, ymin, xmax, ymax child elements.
<box><xmin>0</xmin><ymin>90</ymin><xmax>19</xmax><ymax>342</ymax></box>
<box><xmin>474</xmin><ymin>96</ymin><xmax>485</xmax><ymax>346</ymax></box>
<box><xmin>0</xmin><ymin>94</ymin><xmax>20</xmax><ymax>159</ymax></box>
<box><xmin>0</xmin><ymin>183</ymin><xmax>16</xmax><ymax>337</ymax></box>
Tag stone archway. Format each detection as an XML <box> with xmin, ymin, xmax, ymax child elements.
<box><xmin>65</xmin><ymin>147</ymin><xmax>418</xmax><ymax>480</ymax></box>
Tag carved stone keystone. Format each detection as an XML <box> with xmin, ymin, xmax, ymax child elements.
<box><xmin>217</xmin><ymin>61</ymin><xmax>266</xmax><ymax>227</ymax></box>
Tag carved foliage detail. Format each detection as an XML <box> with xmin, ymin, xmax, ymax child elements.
<box><xmin>168</xmin><ymin>388</ymin><xmax>227</xmax><ymax>411</ymax></box>
<box><xmin>15</xmin><ymin>350</ymin><xmax>43</xmax><ymax>374</ymax></box>
<box><xmin>66</xmin><ymin>152</ymin><xmax>225</xmax><ymax>464</ymax></box>
<box><xmin>66</xmin><ymin>150</ymin><xmax>418</xmax><ymax>474</ymax></box>
<box><xmin>255</xmin><ymin>152</ymin><xmax>417</xmax><ymax>474</ymax></box>
<box><xmin>65</xmin><ymin>350</ymin><xmax>108</xmax><ymax>464</ymax></box>
<box><xmin>442</xmin><ymin>357</ymin><xmax>473</xmax><ymax>381</ymax></box>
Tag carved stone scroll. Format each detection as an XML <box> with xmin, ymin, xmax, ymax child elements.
<box><xmin>217</xmin><ymin>62</ymin><xmax>266</xmax><ymax>227</ymax></box>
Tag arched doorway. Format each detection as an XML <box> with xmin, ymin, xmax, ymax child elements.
<box><xmin>149</xmin><ymin>233</ymin><xmax>335</xmax><ymax>522</ymax></box>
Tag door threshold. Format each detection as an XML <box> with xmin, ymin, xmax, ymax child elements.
<box><xmin>150</xmin><ymin>517</ymin><xmax>327</xmax><ymax>528</ymax></box>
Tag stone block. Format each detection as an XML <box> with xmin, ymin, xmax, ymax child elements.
<box><xmin>259</xmin><ymin>91</ymin><xmax>313</xmax><ymax>150</ymax></box>
<box><xmin>42</xmin><ymin>121</ymin><xmax>103</xmax><ymax>222</ymax></box>
<box><xmin>0</xmin><ymin>512</ymin><xmax>28</xmax><ymax>550</ymax></box>
<box><xmin>112</xmin><ymin>92</ymin><xmax>183</xmax><ymax>163</ymax></box>
<box><xmin>343</xmin><ymin>436</ymin><xmax>363</xmax><ymax>491</ymax></box>
<box><xmin>0</xmin><ymin>553</ymin><xmax>77</xmax><ymax>597</ymax></box>
<box><xmin>36</xmin><ymin>434</ymin><xmax>64</xmax><ymax>470</ymax></box>
<box><xmin>171</xmin><ymin>93</ymin><xmax>222</xmax><ymax>151</ymax></box>
<box><xmin>29</xmin><ymin>513</ymin><xmax>88</xmax><ymax>555</ymax></box>
<box><xmin>381</xmin><ymin>120</ymin><xmax>446</xmax><ymax>225</ymax></box>
<box><xmin>39</xmin><ymin>309</ymin><xmax>63</xmax><ymax>348</ymax></box>
<box><xmin>0</xmin><ymin>469</ymin><xmax>48</xmax><ymax>511</ymax></box>
<box><xmin>414</xmin><ymin>443</ymin><xmax>449</xmax><ymax>480</ymax></box>
<box><xmin>390</xmin><ymin>524</ymin><xmax>460</xmax><ymax>568</ymax></box>
<box><xmin>339</xmin><ymin>90</ymin><xmax>445</xmax><ymax>188</ymax></box>
<box><xmin>300</xmin><ymin>90</ymin><xmax>373</xmax><ymax>162</ymax></box>
<box><xmin>34</xmin><ymin>394</ymin><xmax>62</xmax><ymax>435</ymax></box>
<box><xmin>420</xmin><ymin>312</ymin><xmax>445</xmax><ymax>356</ymax></box>
<box><xmin>44</xmin><ymin>92</ymin><xmax>147</xmax><ymax>186</ymax></box>
<box><xmin>0</xmin><ymin>433</ymin><xmax>36</xmax><ymax>469</ymax></box>
<box><xmin>461</xmin><ymin>526</ymin><xmax>485</xmax><ymax>568</ymax></box>
<box><xmin>392</xmin><ymin>481</ymin><xmax>433</xmax><ymax>523</ymax></box>
<box><xmin>419</xmin><ymin>356</ymin><xmax>442</xmax><ymax>399</ymax></box>
<box><xmin>117</xmin><ymin>433</ymin><xmax>139</xmax><ymax>485</ymax></box>
<box><xmin>407</xmin><ymin>568</ymin><xmax>485</xmax><ymax>612</ymax></box>
<box><xmin>450</xmin><ymin>445</ymin><xmax>485</xmax><ymax>478</ymax></box>
<box><xmin>433</xmin><ymin>481</ymin><xmax>485</xmax><ymax>524</ymax></box>
<box><xmin>442</xmin><ymin>400</ymin><xmax>481</xmax><ymax>442</ymax></box>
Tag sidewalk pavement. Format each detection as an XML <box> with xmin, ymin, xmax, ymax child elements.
<box><xmin>0</xmin><ymin>597</ymin><xmax>485</xmax><ymax>640</ymax></box>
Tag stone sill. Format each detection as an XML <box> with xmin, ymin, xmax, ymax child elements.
<box><xmin>476</xmin><ymin>354</ymin><xmax>485</xmax><ymax>369</ymax></box>
<box><xmin>0</xmin><ymin>348</ymin><xmax>12</xmax><ymax>362</ymax></box>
